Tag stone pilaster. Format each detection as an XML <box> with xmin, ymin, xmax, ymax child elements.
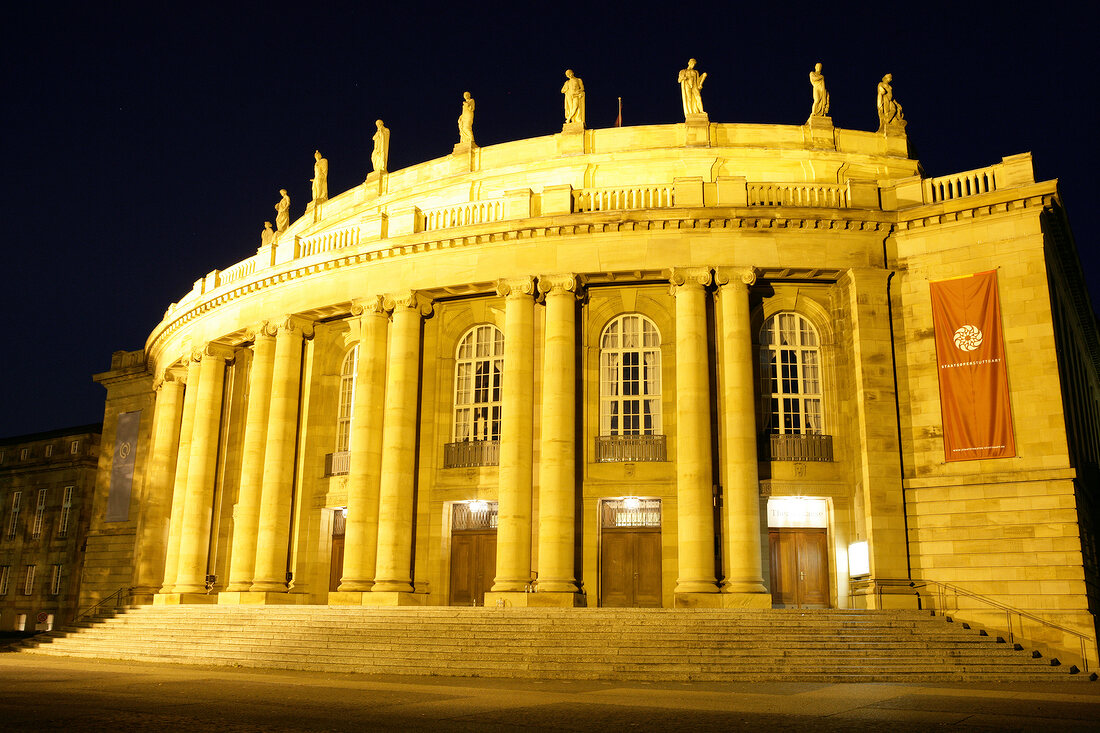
<box><xmin>172</xmin><ymin>342</ymin><xmax>233</xmax><ymax>595</ymax></box>
<box><xmin>222</xmin><ymin>323</ymin><xmax>277</xmax><ymax>595</ymax></box>
<box><xmin>131</xmin><ymin>369</ymin><xmax>185</xmax><ymax>600</ymax></box>
<box><xmin>714</xmin><ymin>267</ymin><xmax>769</xmax><ymax>605</ymax></box>
<box><xmin>159</xmin><ymin>356</ymin><xmax>201</xmax><ymax>594</ymax></box>
<box><xmin>334</xmin><ymin>296</ymin><xmax>389</xmax><ymax>598</ymax></box>
<box><xmin>534</xmin><ymin>274</ymin><xmax>582</xmax><ymax>601</ymax></box>
<box><xmin>370</xmin><ymin>291</ymin><xmax>432</xmax><ymax>601</ymax></box>
<box><xmin>669</xmin><ymin>267</ymin><xmax>719</xmax><ymax>599</ymax></box>
<box><xmin>490</xmin><ymin>277</ymin><xmax>536</xmax><ymax>594</ymax></box>
<box><xmin>250</xmin><ymin>316</ymin><xmax>313</xmax><ymax>596</ymax></box>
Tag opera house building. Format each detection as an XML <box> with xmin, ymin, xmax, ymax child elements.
<box><xmin>78</xmin><ymin>80</ymin><xmax>1099</xmax><ymax>667</ymax></box>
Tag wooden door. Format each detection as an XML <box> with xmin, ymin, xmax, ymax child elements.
<box><xmin>601</xmin><ymin>528</ymin><xmax>662</xmax><ymax>607</ymax></box>
<box><xmin>449</xmin><ymin>530</ymin><xmax>496</xmax><ymax>606</ymax></box>
<box><xmin>769</xmin><ymin>528</ymin><xmax>829</xmax><ymax>608</ymax></box>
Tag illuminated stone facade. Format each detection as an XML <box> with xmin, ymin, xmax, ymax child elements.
<box><xmin>82</xmin><ymin>118</ymin><xmax>1098</xmax><ymax>665</ymax></box>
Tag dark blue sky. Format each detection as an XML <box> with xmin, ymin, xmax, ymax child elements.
<box><xmin>1</xmin><ymin>2</ymin><xmax>1096</xmax><ymax>437</ymax></box>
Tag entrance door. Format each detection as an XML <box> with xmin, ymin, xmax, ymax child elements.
<box><xmin>449</xmin><ymin>531</ymin><xmax>496</xmax><ymax>606</ymax></box>
<box><xmin>769</xmin><ymin>528</ymin><xmax>829</xmax><ymax>608</ymax></box>
<box><xmin>601</xmin><ymin>528</ymin><xmax>662</xmax><ymax>607</ymax></box>
<box><xmin>328</xmin><ymin>508</ymin><xmax>346</xmax><ymax>592</ymax></box>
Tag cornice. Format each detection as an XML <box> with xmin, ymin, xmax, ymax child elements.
<box><xmin>894</xmin><ymin>191</ymin><xmax>1057</xmax><ymax>231</ymax></box>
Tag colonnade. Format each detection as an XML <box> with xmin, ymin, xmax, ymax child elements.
<box><xmin>141</xmin><ymin>267</ymin><xmax>770</xmax><ymax>606</ymax></box>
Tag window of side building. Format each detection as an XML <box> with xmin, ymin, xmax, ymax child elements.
<box><xmin>58</xmin><ymin>486</ymin><xmax>74</xmax><ymax>538</ymax></box>
<box><xmin>31</xmin><ymin>489</ymin><xmax>47</xmax><ymax>539</ymax></box>
<box><xmin>0</xmin><ymin>565</ymin><xmax>9</xmax><ymax>596</ymax></box>
<box><xmin>6</xmin><ymin>491</ymin><xmax>21</xmax><ymax>540</ymax></box>
<box><xmin>22</xmin><ymin>565</ymin><xmax>35</xmax><ymax>595</ymax></box>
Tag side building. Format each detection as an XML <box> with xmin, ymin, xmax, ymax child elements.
<box><xmin>0</xmin><ymin>425</ymin><xmax>100</xmax><ymax>632</ymax></box>
<box><xmin>79</xmin><ymin>117</ymin><xmax>1100</xmax><ymax>667</ymax></box>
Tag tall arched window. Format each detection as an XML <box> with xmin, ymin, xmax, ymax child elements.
<box><xmin>453</xmin><ymin>324</ymin><xmax>504</xmax><ymax>443</ymax></box>
<box><xmin>599</xmin><ymin>314</ymin><xmax>662</xmax><ymax>436</ymax></box>
<box><xmin>335</xmin><ymin>346</ymin><xmax>358</xmax><ymax>453</ymax></box>
<box><xmin>759</xmin><ymin>313</ymin><xmax>823</xmax><ymax>434</ymax></box>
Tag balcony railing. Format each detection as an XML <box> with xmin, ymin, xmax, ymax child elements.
<box><xmin>444</xmin><ymin>440</ymin><xmax>500</xmax><ymax>468</ymax></box>
<box><xmin>324</xmin><ymin>451</ymin><xmax>350</xmax><ymax>476</ymax></box>
<box><xmin>760</xmin><ymin>433</ymin><xmax>833</xmax><ymax>462</ymax></box>
<box><xmin>595</xmin><ymin>435</ymin><xmax>667</xmax><ymax>463</ymax></box>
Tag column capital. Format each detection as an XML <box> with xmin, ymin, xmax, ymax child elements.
<box><xmin>667</xmin><ymin>266</ymin><xmax>713</xmax><ymax>290</ymax></box>
<box><xmin>714</xmin><ymin>266</ymin><xmax>757</xmax><ymax>288</ymax></box>
<box><xmin>496</xmin><ymin>276</ymin><xmax>536</xmax><ymax>298</ymax></box>
<box><xmin>152</xmin><ymin>367</ymin><xmax>186</xmax><ymax>393</ymax></box>
<box><xmin>350</xmin><ymin>294</ymin><xmax>388</xmax><ymax>316</ymax></box>
<box><xmin>271</xmin><ymin>315</ymin><xmax>315</xmax><ymax>338</ymax></box>
<box><xmin>245</xmin><ymin>321</ymin><xmax>278</xmax><ymax>341</ymax></box>
<box><xmin>537</xmin><ymin>273</ymin><xmax>583</xmax><ymax>297</ymax></box>
<box><xmin>384</xmin><ymin>290</ymin><xmax>433</xmax><ymax>316</ymax></box>
<box><xmin>191</xmin><ymin>341</ymin><xmax>235</xmax><ymax>363</ymax></box>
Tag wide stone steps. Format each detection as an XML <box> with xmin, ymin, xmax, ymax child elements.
<box><xmin>15</xmin><ymin>605</ymin><xmax>1076</xmax><ymax>682</ymax></box>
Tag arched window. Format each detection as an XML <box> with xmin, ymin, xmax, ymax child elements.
<box><xmin>599</xmin><ymin>314</ymin><xmax>662</xmax><ymax>436</ymax></box>
<box><xmin>335</xmin><ymin>346</ymin><xmax>358</xmax><ymax>453</ymax></box>
<box><xmin>453</xmin><ymin>324</ymin><xmax>504</xmax><ymax>443</ymax></box>
<box><xmin>759</xmin><ymin>313</ymin><xmax>823</xmax><ymax>434</ymax></box>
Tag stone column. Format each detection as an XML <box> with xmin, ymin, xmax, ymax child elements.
<box><xmin>336</xmin><ymin>296</ymin><xmax>389</xmax><ymax>595</ymax></box>
<box><xmin>714</xmin><ymin>267</ymin><xmax>769</xmax><ymax>603</ymax></box>
<box><xmin>251</xmin><ymin>316</ymin><xmax>313</xmax><ymax>595</ymax></box>
<box><xmin>131</xmin><ymin>370</ymin><xmax>185</xmax><ymax>599</ymax></box>
<box><xmin>535</xmin><ymin>274</ymin><xmax>581</xmax><ymax>599</ymax></box>
<box><xmin>669</xmin><ymin>267</ymin><xmax>719</xmax><ymax>598</ymax></box>
<box><xmin>371</xmin><ymin>292</ymin><xmax>431</xmax><ymax>599</ymax></box>
<box><xmin>489</xmin><ymin>277</ymin><xmax>536</xmax><ymax>596</ymax></box>
<box><xmin>173</xmin><ymin>343</ymin><xmax>233</xmax><ymax>594</ymax></box>
<box><xmin>159</xmin><ymin>356</ymin><xmax>202</xmax><ymax>594</ymax></box>
<box><xmin>222</xmin><ymin>323</ymin><xmax>276</xmax><ymax>594</ymax></box>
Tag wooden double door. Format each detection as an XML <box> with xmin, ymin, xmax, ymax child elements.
<box><xmin>769</xmin><ymin>528</ymin><xmax>829</xmax><ymax>608</ymax></box>
<box><xmin>600</xmin><ymin>528</ymin><xmax>662</xmax><ymax>607</ymax></box>
<box><xmin>449</xmin><ymin>530</ymin><xmax>497</xmax><ymax>606</ymax></box>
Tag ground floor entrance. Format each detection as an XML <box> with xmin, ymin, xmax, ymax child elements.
<box><xmin>599</xmin><ymin>498</ymin><xmax>662</xmax><ymax>607</ymax></box>
<box><xmin>768</xmin><ymin>528</ymin><xmax>829</xmax><ymax>608</ymax></box>
<box><xmin>448</xmin><ymin>501</ymin><xmax>498</xmax><ymax>606</ymax></box>
<box><xmin>328</xmin><ymin>508</ymin><xmax>346</xmax><ymax>592</ymax></box>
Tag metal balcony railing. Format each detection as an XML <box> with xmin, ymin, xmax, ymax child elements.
<box><xmin>444</xmin><ymin>440</ymin><xmax>500</xmax><ymax>468</ymax></box>
<box><xmin>324</xmin><ymin>451</ymin><xmax>350</xmax><ymax>476</ymax></box>
<box><xmin>594</xmin><ymin>434</ymin><xmax>667</xmax><ymax>463</ymax></box>
<box><xmin>760</xmin><ymin>433</ymin><xmax>833</xmax><ymax>462</ymax></box>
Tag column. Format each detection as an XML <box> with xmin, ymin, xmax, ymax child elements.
<box><xmin>159</xmin><ymin>356</ymin><xmax>201</xmax><ymax>594</ymax></box>
<box><xmin>844</xmin><ymin>268</ymin><xmax>909</xmax><ymax>607</ymax></box>
<box><xmin>490</xmin><ymin>277</ymin><xmax>535</xmax><ymax>595</ymax></box>
<box><xmin>131</xmin><ymin>370</ymin><xmax>185</xmax><ymax>599</ymax></box>
<box><xmin>173</xmin><ymin>343</ymin><xmax>233</xmax><ymax>594</ymax></box>
<box><xmin>669</xmin><ymin>267</ymin><xmax>719</xmax><ymax>597</ymax></box>
<box><xmin>535</xmin><ymin>274</ymin><xmax>581</xmax><ymax>597</ymax></box>
<box><xmin>223</xmin><ymin>323</ymin><xmax>276</xmax><ymax>593</ymax></box>
<box><xmin>371</xmin><ymin>292</ymin><xmax>431</xmax><ymax>597</ymax></box>
<box><xmin>714</xmin><ymin>267</ymin><xmax>769</xmax><ymax>601</ymax></box>
<box><xmin>251</xmin><ymin>316</ymin><xmax>313</xmax><ymax>594</ymax></box>
<box><xmin>336</xmin><ymin>297</ymin><xmax>389</xmax><ymax>594</ymax></box>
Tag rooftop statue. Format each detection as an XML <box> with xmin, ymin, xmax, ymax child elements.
<box><xmin>561</xmin><ymin>69</ymin><xmax>585</xmax><ymax>125</ymax></box>
<box><xmin>311</xmin><ymin>150</ymin><xmax>329</xmax><ymax>204</ymax></box>
<box><xmin>275</xmin><ymin>189</ymin><xmax>290</xmax><ymax>233</ymax></box>
<box><xmin>261</xmin><ymin>221</ymin><xmax>275</xmax><ymax>248</ymax></box>
<box><xmin>458</xmin><ymin>92</ymin><xmax>475</xmax><ymax>145</ymax></box>
<box><xmin>371</xmin><ymin>119</ymin><xmax>390</xmax><ymax>173</ymax></box>
<box><xmin>809</xmin><ymin>62</ymin><xmax>829</xmax><ymax>118</ymax></box>
<box><xmin>678</xmin><ymin>58</ymin><xmax>707</xmax><ymax>117</ymax></box>
<box><xmin>877</xmin><ymin>73</ymin><xmax>904</xmax><ymax>131</ymax></box>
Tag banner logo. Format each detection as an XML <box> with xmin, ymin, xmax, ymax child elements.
<box><xmin>952</xmin><ymin>325</ymin><xmax>983</xmax><ymax>351</ymax></box>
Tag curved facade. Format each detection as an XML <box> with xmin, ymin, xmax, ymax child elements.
<box><xmin>84</xmin><ymin>119</ymin><xmax>1099</xmax><ymax>663</ymax></box>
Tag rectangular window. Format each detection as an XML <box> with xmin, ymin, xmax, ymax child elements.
<box><xmin>70</xmin><ymin>440</ymin><xmax>80</xmax><ymax>454</ymax></box>
<box><xmin>23</xmin><ymin>565</ymin><xmax>35</xmax><ymax>595</ymax></box>
<box><xmin>6</xmin><ymin>491</ymin><xmax>21</xmax><ymax>540</ymax></box>
<box><xmin>45</xmin><ymin>445</ymin><xmax>54</xmax><ymax>458</ymax></box>
<box><xmin>31</xmin><ymin>488</ymin><xmax>47</xmax><ymax>539</ymax></box>
<box><xmin>58</xmin><ymin>486</ymin><xmax>74</xmax><ymax>538</ymax></box>
<box><xmin>0</xmin><ymin>566</ymin><xmax>9</xmax><ymax>595</ymax></box>
<box><xmin>50</xmin><ymin>565</ymin><xmax>62</xmax><ymax>595</ymax></box>
<box><xmin>20</xmin><ymin>448</ymin><xmax>29</xmax><ymax>460</ymax></box>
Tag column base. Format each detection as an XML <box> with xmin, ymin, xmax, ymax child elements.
<box><xmin>154</xmin><ymin>593</ymin><xmax>218</xmax><ymax>605</ymax></box>
<box><xmin>483</xmin><ymin>591</ymin><xmax>583</xmax><ymax>608</ymax></box>
<box><xmin>328</xmin><ymin>591</ymin><xmax>377</xmax><ymax>606</ymax></box>
<box><xmin>217</xmin><ymin>591</ymin><xmax>311</xmax><ymax>605</ymax></box>
<box><xmin>718</xmin><ymin>592</ymin><xmax>773</xmax><ymax>609</ymax></box>
<box><xmin>674</xmin><ymin>591</ymin><xmax>725</xmax><ymax>608</ymax></box>
<box><xmin>361</xmin><ymin>591</ymin><xmax>426</xmax><ymax>606</ymax></box>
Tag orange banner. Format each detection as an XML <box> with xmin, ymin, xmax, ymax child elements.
<box><xmin>929</xmin><ymin>271</ymin><xmax>1016</xmax><ymax>461</ymax></box>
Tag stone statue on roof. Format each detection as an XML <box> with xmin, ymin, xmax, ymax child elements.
<box><xmin>809</xmin><ymin>63</ymin><xmax>829</xmax><ymax>118</ymax></box>
<box><xmin>561</xmin><ymin>69</ymin><xmax>585</xmax><ymax>125</ymax></box>
<box><xmin>877</xmin><ymin>73</ymin><xmax>904</xmax><ymax>131</ymax></box>
<box><xmin>458</xmin><ymin>92</ymin><xmax>475</xmax><ymax>145</ymax></box>
<box><xmin>311</xmin><ymin>150</ymin><xmax>329</xmax><ymax>204</ymax></box>
<box><xmin>261</xmin><ymin>221</ymin><xmax>275</xmax><ymax>247</ymax></box>
<box><xmin>275</xmin><ymin>189</ymin><xmax>290</xmax><ymax>233</ymax></box>
<box><xmin>371</xmin><ymin>119</ymin><xmax>390</xmax><ymax>173</ymax></box>
<box><xmin>678</xmin><ymin>58</ymin><xmax>707</xmax><ymax>117</ymax></box>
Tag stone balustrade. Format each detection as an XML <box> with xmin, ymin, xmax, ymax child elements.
<box><xmin>572</xmin><ymin>185</ymin><xmax>674</xmax><ymax>213</ymax></box>
<box><xmin>747</xmin><ymin>183</ymin><xmax>850</xmax><ymax>208</ymax></box>
<box><xmin>218</xmin><ymin>255</ymin><xmax>258</xmax><ymax>286</ymax></box>
<box><xmin>299</xmin><ymin>225</ymin><xmax>361</xmax><ymax>258</ymax></box>
<box><xmin>922</xmin><ymin>165</ymin><xmax>997</xmax><ymax>203</ymax></box>
<box><xmin>421</xmin><ymin>200</ymin><xmax>507</xmax><ymax>231</ymax></box>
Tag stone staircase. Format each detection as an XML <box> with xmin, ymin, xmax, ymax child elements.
<box><xmin>12</xmin><ymin>606</ymin><xmax>1084</xmax><ymax>682</ymax></box>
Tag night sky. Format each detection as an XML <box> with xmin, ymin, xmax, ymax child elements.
<box><xmin>2</xmin><ymin>3</ymin><xmax>1096</xmax><ymax>438</ymax></box>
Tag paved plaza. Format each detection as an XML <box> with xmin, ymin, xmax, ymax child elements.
<box><xmin>0</xmin><ymin>654</ymin><xmax>1097</xmax><ymax>731</ymax></box>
